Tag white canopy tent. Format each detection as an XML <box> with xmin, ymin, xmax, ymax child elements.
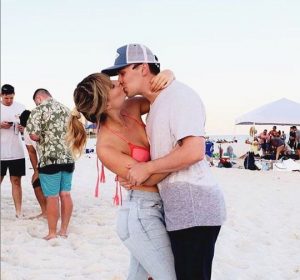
<box><xmin>235</xmin><ymin>98</ymin><xmax>300</xmax><ymax>126</ymax></box>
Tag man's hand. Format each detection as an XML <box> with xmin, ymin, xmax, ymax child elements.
<box><xmin>127</xmin><ymin>162</ymin><xmax>151</xmax><ymax>186</ymax></box>
<box><xmin>17</xmin><ymin>124</ymin><xmax>24</xmax><ymax>133</ymax></box>
<box><xmin>32</xmin><ymin>170</ymin><xmax>39</xmax><ymax>184</ymax></box>
<box><xmin>1</xmin><ymin>121</ymin><xmax>13</xmax><ymax>129</ymax></box>
<box><xmin>30</xmin><ymin>134</ymin><xmax>40</xmax><ymax>142</ymax></box>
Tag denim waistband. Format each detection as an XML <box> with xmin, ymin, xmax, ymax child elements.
<box><xmin>127</xmin><ymin>190</ymin><xmax>161</xmax><ymax>201</ymax></box>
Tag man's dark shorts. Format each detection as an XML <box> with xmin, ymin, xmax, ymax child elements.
<box><xmin>1</xmin><ymin>158</ymin><xmax>26</xmax><ymax>177</ymax></box>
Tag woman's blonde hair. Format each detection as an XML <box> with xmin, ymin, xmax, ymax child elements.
<box><xmin>66</xmin><ymin>73</ymin><xmax>112</xmax><ymax>158</ymax></box>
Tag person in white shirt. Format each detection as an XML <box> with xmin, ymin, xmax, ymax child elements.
<box><xmin>0</xmin><ymin>84</ymin><xmax>25</xmax><ymax>218</ymax></box>
<box><xmin>19</xmin><ymin>110</ymin><xmax>47</xmax><ymax>219</ymax></box>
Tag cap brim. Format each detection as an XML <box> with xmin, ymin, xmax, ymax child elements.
<box><xmin>101</xmin><ymin>64</ymin><xmax>130</xmax><ymax>76</ymax></box>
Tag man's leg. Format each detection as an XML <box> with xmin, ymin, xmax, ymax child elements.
<box><xmin>169</xmin><ymin>226</ymin><xmax>221</xmax><ymax>280</ymax></box>
<box><xmin>39</xmin><ymin>172</ymin><xmax>60</xmax><ymax>240</ymax></box>
<box><xmin>30</xmin><ymin>178</ymin><xmax>47</xmax><ymax>218</ymax></box>
<box><xmin>1</xmin><ymin>160</ymin><xmax>7</xmax><ymax>184</ymax></box>
<box><xmin>58</xmin><ymin>191</ymin><xmax>73</xmax><ymax>237</ymax></box>
<box><xmin>168</xmin><ymin>228</ymin><xmax>187</xmax><ymax>280</ymax></box>
<box><xmin>45</xmin><ymin>195</ymin><xmax>59</xmax><ymax>240</ymax></box>
<box><xmin>58</xmin><ymin>171</ymin><xmax>73</xmax><ymax>237</ymax></box>
<box><xmin>33</xmin><ymin>186</ymin><xmax>47</xmax><ymax>218</ymax></box>
<box><xmin>10</xmin><ymin>176</ymin><xmax>22</xmax><ymax>217</ymax></box>
<box><xmin>276</xmin><ymin>145</ymin><xmax>284</xmax><ymax>160</ymax></box>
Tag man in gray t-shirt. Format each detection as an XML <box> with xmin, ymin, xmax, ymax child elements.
<box><xmin>102</xmin><ymin>43</ymin><xmax>226</xmax><ymax>280</ymax></box>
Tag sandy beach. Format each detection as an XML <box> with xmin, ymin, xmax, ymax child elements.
<box><xmin>1</xmin><ymin>151</ymin><xmax>300</xmax><ymax>280</ymax></box>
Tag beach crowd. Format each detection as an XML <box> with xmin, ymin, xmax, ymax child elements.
<box><xmin>247</xmin><ymin>125</ymin><xmax>300</xmax><ymax>160</ymax></box>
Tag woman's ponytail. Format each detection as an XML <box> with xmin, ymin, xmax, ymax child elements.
<box><xmin>66</xmin><ymin>108</ymin><xmax>87</xmax><ymax>159</ymax></box>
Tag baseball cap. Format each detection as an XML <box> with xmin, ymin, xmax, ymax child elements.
<box><xmin>101</xmin><ymin>44</ymin><xmax>160</xmax><ymax>76</ymax></box>
<box><xmin>1</xmin><ymin>84</ymin><xmax>15</xmax><ymax>94</ymax></box>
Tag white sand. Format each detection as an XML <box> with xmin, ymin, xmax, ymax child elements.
<box><xmin>1</xmin><ymin>153</ymin><xmax>300</xmax><ymax>280</ymax></box>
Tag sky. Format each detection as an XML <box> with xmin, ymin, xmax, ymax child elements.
<box><xmin>2</xmin><ymin>0</ymin><xmax>300</xmax><ymax>135</ymax></box>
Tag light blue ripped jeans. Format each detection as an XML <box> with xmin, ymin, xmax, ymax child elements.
<box><xmin>116</xmin><ymin>190</ymin><xmax>176</xmax><ymax>280</ymax></box>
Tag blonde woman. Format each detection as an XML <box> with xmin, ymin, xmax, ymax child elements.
<box><xmin>67</xmin><ymin>70</ymin><xmax>176</xmax><ymax>280</ymax></box>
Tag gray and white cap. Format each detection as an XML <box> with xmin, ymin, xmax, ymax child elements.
<box><xmin>101</xmin><ymin>44</ymin><xmax>160</xmax><ymax>76</ymax></box>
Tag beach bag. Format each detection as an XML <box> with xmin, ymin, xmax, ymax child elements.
<box><xmin>244</xmin><ymin>152</ymin><xmax>258</xmax><ymax>170</ymax></box>
<box><xmin>218</xmin><ymin>158</ymin><xmax>232</xmax><ymax>168</ymax></box>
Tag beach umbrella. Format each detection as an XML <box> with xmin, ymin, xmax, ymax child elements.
<box><xmin>235</xmin><ymin>98</ymin><xmax>300</xmax><ymax>126</ymax></box>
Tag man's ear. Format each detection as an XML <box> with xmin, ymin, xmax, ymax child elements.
<box><xmin>141</xmin><ymin>63</ymin><xmax>150</xmax><ymax>76</ymax></box>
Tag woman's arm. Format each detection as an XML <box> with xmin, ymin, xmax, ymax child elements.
<box><xmin>123</xmin><ymin>69</ymin><xmax>175</xmax><ymax>116</ymax></box>
<box><xmin>98</xmin><ymin>143</ymin><xmax>170</xmax><ymax>187</ymax></box>
<box><xmin>97</xmin><ymin>143</ymin><xmax>138</xmax><ymax>179</ymax></box>
<box><xmin>118</xmin><ymin>172</ymin><xmax>169</xmax><ymax>189</ymax></box>
<box><xmin>25</xmin><ymin>144</ymin><xmax>39</xmax><ymax>183</ymax></box>
<box><xmin>150</xmin><ymin>69</ymin><xmax>175</xmax><ymax>92</ymax></box>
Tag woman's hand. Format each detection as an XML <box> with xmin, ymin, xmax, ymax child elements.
<box><xmin>127</xmin><ymin>162</ymin><xmax>151</xmax><ymax>186</ymax></box>
<box><xmin>118</xmin><ymin>176</ymin><xmax>135</xmax><ymax>190</ymax></box>
<box><xmin>150</xmin><ymin>70</ymin><xmax>175</xmax><ymax>92</ymax></box>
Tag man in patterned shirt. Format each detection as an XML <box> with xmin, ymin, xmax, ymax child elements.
<box><xmin>26</xmin><ymin>89</ymin><xmax>74</xmax><ymax>240</ymax></box>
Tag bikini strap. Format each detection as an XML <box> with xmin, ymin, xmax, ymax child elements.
<box><xmin>121</xmin><ymin>113</ymin><xmax>145</xmax><ymax>128</ymax></box>
<box><xmin>95</xmin><ymin>158</ymin><xmax>106</xmax><ymax>198</ymax></box>
<box><xmin>104</xmin><ymin>125</ymin><xmax>130</xmax><ymax>144</ymax></box>
<box><xmin>113</xmin><ymin>175</ymin><xmax>122</xmax><ymax>206</ymax></box>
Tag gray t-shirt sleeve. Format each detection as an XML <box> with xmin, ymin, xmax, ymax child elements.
<box><xmin>170</xmin><ymin>90</ymin><xmax>206</xmax><ymax>142</ymax></box>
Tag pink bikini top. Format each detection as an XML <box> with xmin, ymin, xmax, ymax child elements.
<box><xmin>95</xmin><ymin>114</ymin><xmax>150</xmax><ymax>204</ymax></box>
<box><xmin>104</xmin><ymin>114</ymin><xmax>150</xmax><ymax>162</ymax></box>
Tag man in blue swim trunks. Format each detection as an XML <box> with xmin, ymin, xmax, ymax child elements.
<box><xmin>26</xmin><ymin>89</ymin><xmax>74</xmax><ymax>240</ymax></box>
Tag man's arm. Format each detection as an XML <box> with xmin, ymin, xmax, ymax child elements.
<box><xmin>119</xmin><ymin>172</ymin><xmax>169</xmax><ymax>189</ymax></box>
<box><xmin>25</xmin><ymin>144</ymin><xmax>39</xmax><ymax>182</ymax></box>
<box><xmin>29</xmin><ymin>134</ymin><xmax>40</xmax><ymax>142</ymax></box>
<box><xmin>26</xmin><ymin>108</ymin><xmax>42</xmax><ymax>141</ymax></box>
<box><xmin>127</xmin><ymin>136</ymin><xmax>205</xmax><ymax>185</ymax></box>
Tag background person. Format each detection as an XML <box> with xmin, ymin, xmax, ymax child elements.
<box><xmin>1</xmin><ymin>84</ymin><xmax>25</xmax><ymax>218</ymax></box>
<box><xmin>288</xmin><ymin>126</ymin><xmax>296</xmax><ymax>150</ymax></box>
<box><xmin>19</xmin><ymin>110</ymin><xmax>47</xmax><ymax>219</ymax></box>
<box><xmin>26</xmin><ymin>89</ymin><xmax>74</xmax><ymax>240</ymax></box>
<box><xmin>268</xmin><ymin>125</ymin><xmax>279</xmax><ymax>138</ymax></box>
<box><xmin>270</xmin><ymin>137</ymin><xmax>286</xmax><ymax>160</ymax></box>
<box><xmin>258</xmin><ymin>129</ymin><xmax>270</xmax><ymax>155</ymax></box>
<box><xmin>295</xmin><ymin>127</ymin><xmax>300</xmax><ymax>158</ymax></box>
